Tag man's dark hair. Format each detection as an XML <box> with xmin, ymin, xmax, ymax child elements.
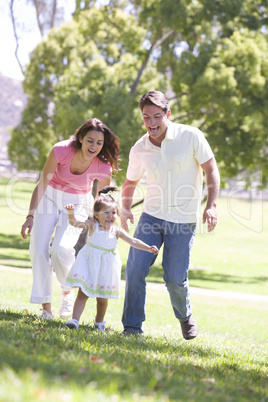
<box><xmin>139</xmin><ymin>91</ymin><xmax>170</xmax><ymax>114</ymax></box>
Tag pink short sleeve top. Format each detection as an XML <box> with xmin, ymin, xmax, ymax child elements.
<box><xmin>48</xmin><ymin>139</ymin><xmax>112</xmax><ymax>194</ymax></box>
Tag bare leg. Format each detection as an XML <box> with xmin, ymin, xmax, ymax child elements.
<box><xmin>95</xmin><ymin>298</ymin><xmax>108</xmax><ymax>323</ymax></box>
<box><xmin>72</xmin><ymin>288</ymin><xmax>89</xmax><ymax>321</ymax></box>
<box><xmin>42</xmin><ymin>303</ymin><xmax>52</xmax><ymax>315</ymax></box>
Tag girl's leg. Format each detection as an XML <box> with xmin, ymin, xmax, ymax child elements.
<box><xmin>72</xmin><ymin>288</ymin><xmax>89</xmax><ymax>322</ymax></box>
<box><xmin>96</xmin><ymin>298</ymin><xmax>108</xmax><ymax>323</ymax></box>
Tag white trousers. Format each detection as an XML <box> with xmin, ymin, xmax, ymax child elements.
<box><xmin>30</xmin><ymin>186</ymin><xmax>93</xmax><ymax>304</ymax></box>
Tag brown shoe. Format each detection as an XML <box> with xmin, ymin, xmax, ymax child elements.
<box><xmin>180</xmin><ymin>316</ymin><xmax>198</xmax><ymax>340</ymax></box>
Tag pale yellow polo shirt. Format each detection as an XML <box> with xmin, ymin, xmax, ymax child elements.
<box><xmin>126</xmin><ymin>121</ymin><xmax>214</xmax><ymax>223</ymax></box>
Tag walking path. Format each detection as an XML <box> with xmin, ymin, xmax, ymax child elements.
<box><xmin>1</xmin><ymin>264</ymin><xmax>268</xmax><ymax>303</ymax></box>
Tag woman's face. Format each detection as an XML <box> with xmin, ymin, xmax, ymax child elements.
<box><xmin>79</xmin><ymin>130</ymin><xmax>104</xmax><ymax>159</ymax></box>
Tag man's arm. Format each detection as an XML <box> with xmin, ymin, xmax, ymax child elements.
<box><xmin>121</xmin><ymin>178</ymin><xmax>140</xmax><ymax>232</ymax></box>
<box><xmin>201</xmin><ymin>157</ymin><xmax>220</xmax><ymax>232</ymax></box>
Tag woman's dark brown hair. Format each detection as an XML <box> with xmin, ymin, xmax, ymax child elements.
<box><xmin>71</xmin><ymin>118</ymin><xmax>120</xmax><ymax>174</ymax></box>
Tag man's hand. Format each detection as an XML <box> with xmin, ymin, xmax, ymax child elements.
<box><xmin>121</xmin><ymin>209</ymin><xmax>134</xmax><ymax>232</ymax></box>
<box><xmin>203</xmin><ymin>206</ymin><xmax>217</xmax><ymax>232</ymax></box>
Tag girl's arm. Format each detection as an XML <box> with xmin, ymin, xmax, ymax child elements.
<box><xmin>65</xmin><ymin>204</ymin><xmax>95</xmax><ymax>231</ymax></box>
<box><xmin>117</xmin><ymin>228</ymin><xmax>159</xmax><ymax>255</ymax></box>
<box><xmin>21</xmin><ymin>149</ymin><xmax>58</xmax><ymax>239</ymax></box>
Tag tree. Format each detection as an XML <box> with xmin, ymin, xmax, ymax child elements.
<box><xmin>171</xmin><ymin>29</ymin><xmax>268</xmax><ymax>184</ymax></box>
<box><xmin>8</xmin><ymin>5</ymin><xmax>165</xmax><ymax>182</ymax></box>
<box><xmin>127</xmin><ymin>0</ymin><xmax>268</xmax><ymax>185</ymax></box>
<box><xmin>9</xmin><ymin>0</ymin><xmax>268</xmax><ymax>185</ymax></box>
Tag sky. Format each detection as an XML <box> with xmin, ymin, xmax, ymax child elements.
<box><xmin>0</xmin><ymin>0</ymin><xmax>75</xmax><ymax>81</ymax></box>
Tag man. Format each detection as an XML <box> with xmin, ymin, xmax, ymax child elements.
<box><xmin>121</xmin><ymin>90</ymin><xmax>220</xmax><ymax>340</ymax></box>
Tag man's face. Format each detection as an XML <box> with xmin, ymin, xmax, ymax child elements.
<box><xmin>142</xmin><ymin>104</ymin><xmax>171</xmax><ymax>146</ymax></box>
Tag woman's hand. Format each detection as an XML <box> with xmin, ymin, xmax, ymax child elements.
<box><xmin>21</xmin><ymin>216</ymin><xmax>34</xmax><ymax>239</ymax></box>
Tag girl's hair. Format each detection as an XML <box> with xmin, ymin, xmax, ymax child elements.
<box><xmin>93</xmin><ymin>186</ymin><xmax>120</xmax><ymax>216</ymax></box>
<box><xmin>71</xmin><ymin>118</ymin><xmax>120</xmax><ymax>174</ymax></box>
<box><xmin>139</xmin><ymin>90</ymin><xmax>170</xmax><ymax>114</ymax></box>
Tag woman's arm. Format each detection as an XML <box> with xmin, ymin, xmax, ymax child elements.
<box><xmin>96</xmin><ymin>174</ymin><xmax>111</xmax><ymax>195</ymax></box>
<box><xmin>21</xmin><ymin>149</ymin><xmax>58</xmax><ymax>239</ymax></box>
<box><xmin>117</xmin><ymin>228</ymin><xmax>159</xmax><ymax>255</ymax></box>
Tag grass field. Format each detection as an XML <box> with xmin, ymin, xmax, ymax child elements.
<box><xmin>1</xmin><ymin>177</ymin><xmax>267</xmax><ymax>295</ymax></box>
<box><xmin>0</xmin><ymin>268</ymin><xmax>267</xmax><ymax>401</ymax></box>
<box><xmin>0</xmin><ymin>177</ymin><xmax>267</xmax><ymax>401</ymax></box>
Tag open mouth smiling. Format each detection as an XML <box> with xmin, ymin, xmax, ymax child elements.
<box><xmin>149</xmin><ymin>126</ymin><xmax>159</xmax><ymax>134</ymax></box>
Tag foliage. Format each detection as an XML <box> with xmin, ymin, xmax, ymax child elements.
<box><xmin>8</xmin><ymin>5</ymin><xmax>165</xmax><ymax>182</ymax></box>
<box><xmin>8</xmin><ymin>0</ymin><xmax>268</xmax><ymax>184</ymax></box>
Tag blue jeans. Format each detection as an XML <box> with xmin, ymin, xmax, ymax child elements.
<box><xmin>122</xmin><ymin>213</ymin><xmax>196</xmax><ymax>333</ymax></box>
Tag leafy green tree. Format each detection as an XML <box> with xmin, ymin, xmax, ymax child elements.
<box><xmin>9</xmin><ymin>0</ymin><xmax>268</xmax><ymax>185</ymax></box>
<box><xmin>172</xmin><ymin>29</ymin><xmax>268</xmax><ymax>183</ymax></box>
<box><xmin>8</xmin><ymin>5</ymin><xmax>165</xmax><ymax>182</ymax></box>
<box><xmin>127</xmin><ymin>0</ymin><xmax>268</xmax><ymax>184</ymax></box>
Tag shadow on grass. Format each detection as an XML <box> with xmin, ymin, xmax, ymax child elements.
<box><xmin>189</xmin><ymin>270</ymin><xmax>268</xmax><ymax>287</ymax></box>
<box><xmin>0</xmin><ymin>309</ymin><xmax>267</xmax><ymax>400</ymax></box>
<box><xmin>0</xmin><ymin>233</ymin><xmax>31</xmax><ymax>267</ymax></box>
<box><xmin>121</xmin><ymin>264</ymin><xmax>268</xmax><ymax>287</ymax></box>
<box><xmin>0</xmin><ymin>233</ymin><xmax>30</xmax><ymax>250</ymax></box>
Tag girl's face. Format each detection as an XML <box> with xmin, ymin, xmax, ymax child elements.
<box><xmin>79</xmin><ymin>130</ymin><xmax>104</xmax><ymax>160</ymax></box>
<box><xmin>95</xmin><ymin>204</ymin><xmax>117</xmax><ymax>230</ymax></box>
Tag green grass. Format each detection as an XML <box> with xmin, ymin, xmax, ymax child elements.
<box><xmin>0</xmin><ymin>269</ymin><xmax>267</xmax><ymax>401</ymax></box>
<box><xmin>0</xmin><ymin>177</ymin><xmax>267</xmax><ymax>400</ymax></box>
<box><xmin>0</xmin><ymin>177</ymin><xmax>267</xmax><ymax>295</ymax></box>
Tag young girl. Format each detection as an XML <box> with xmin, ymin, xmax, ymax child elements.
<box><xmin>64</xmin><ymin>186</ymin><xmax>159</xmax><ymax>331</ymax></box>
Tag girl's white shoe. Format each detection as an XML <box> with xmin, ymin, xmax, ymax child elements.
<box><xmin>94</xmin><ymin>319</ymin><xmax>106</xmax><ymax>332</ymax></box>
<box><xmin>66</xmin><ymin>318</ymin><xmax>79</xmax><ymax>330</ymax></box>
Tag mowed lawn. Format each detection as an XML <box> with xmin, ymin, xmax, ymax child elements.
<box><xmin>0</xmin><ymin>268</ymin><xmax>267</xmax><ymax>401</ymax></box>
<box><xmin>1</xmin><ymin>177</ymin><xmax>267</xmax><ymax>295</ymax></box>
<box><xmin>0</xmin><ymin>177</ymin><xmax>267</xmax><ymax>401</ymax></box>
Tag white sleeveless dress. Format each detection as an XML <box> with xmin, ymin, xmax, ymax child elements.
<box><xmin>66</xmin><ymin>222</ymin><xmax>121</xmax><ymax>299</ymax></box>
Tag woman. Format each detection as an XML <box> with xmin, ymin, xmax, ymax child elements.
<box><xmin>21</xmin><ymin>118</ymin><xmax>120</xmax><ymax>320</ymax></box>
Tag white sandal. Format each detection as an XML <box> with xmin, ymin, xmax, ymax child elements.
<box><xmin>94</xmin><ymin>319</ymin><xmax>106</xmax><ymax>332</ymax></box>
<box><xmin>66</xmin><ymin>318</ymin><xmax>79</xmax><ymax>330</ymax></box>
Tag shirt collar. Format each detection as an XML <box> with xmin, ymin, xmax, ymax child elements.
<box><xmin>165</xmin><ymin>121</ymin><xmax>175</xmax><ymax>140</ymax></box>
